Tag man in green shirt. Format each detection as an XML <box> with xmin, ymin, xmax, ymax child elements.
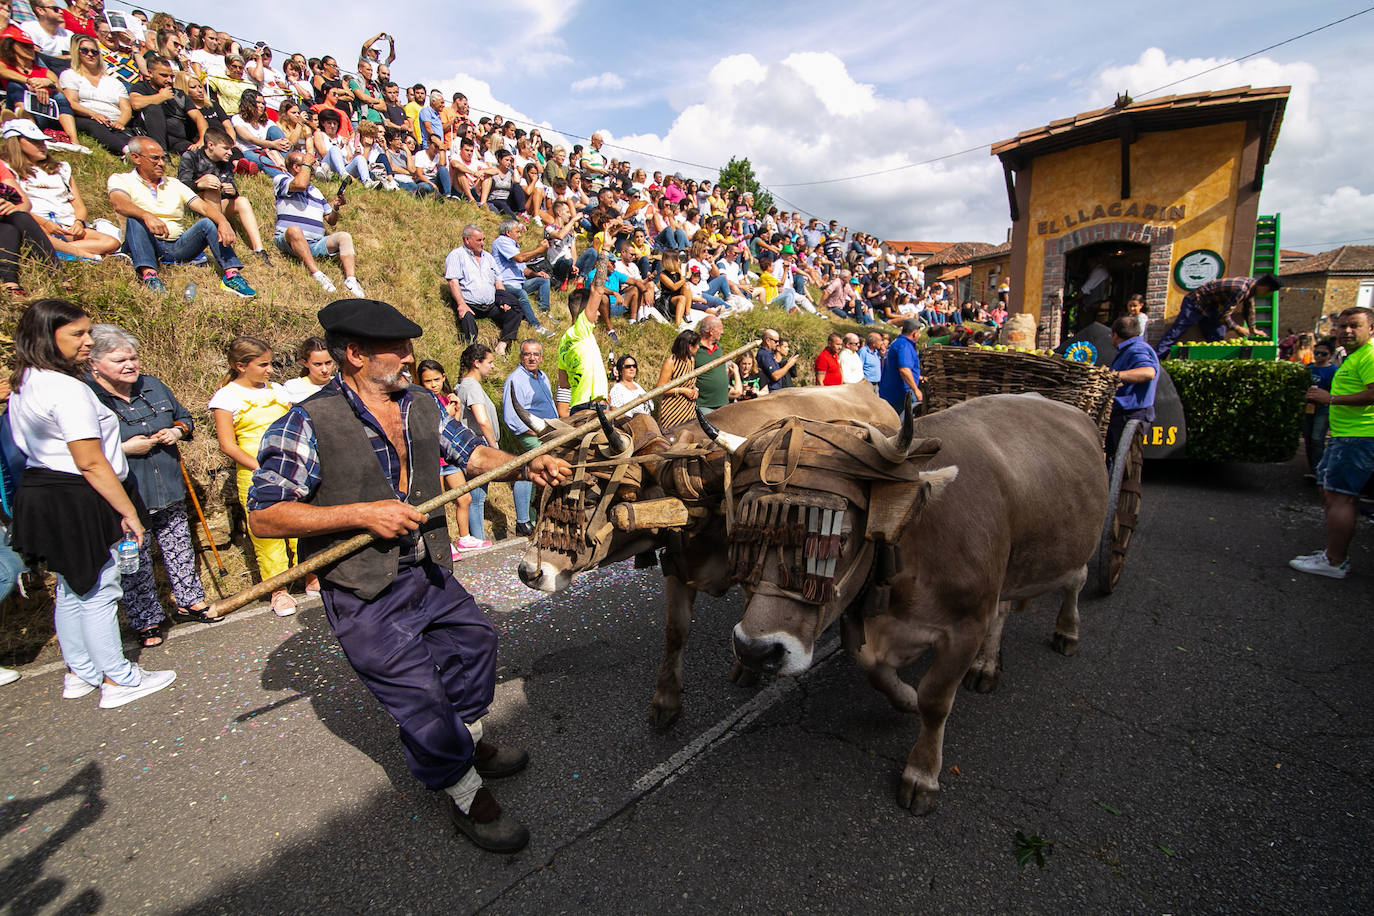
<box><xmin>556</xmin><ymin>284</ymin><xmax>610</xmax><ymax>415</ymax></box>
<box><xmin>1290</xmin><ymin>306</ymin><xmax>1374</xmax><ymax>578</ymax></box>
<box><xmin>694</xmin><ymin>314</ymin><xmax>729</xmax><ymax>411</ymax></box>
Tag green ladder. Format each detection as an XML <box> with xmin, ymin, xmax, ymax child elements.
<box><xmin>1251</xmin><ymin>214</ymin><xmax>1280</xmax><ymax>339</ymax></box>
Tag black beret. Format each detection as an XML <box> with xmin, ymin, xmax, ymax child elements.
<box><xmin>317</xmin><ymin>298</ymin><xmax>423</xmax><ymax>340</ymax></box>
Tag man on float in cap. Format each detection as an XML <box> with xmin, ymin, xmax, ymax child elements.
<box><xmin>246</xmin><ymin>298</ymin><xmax>571</xmax><ymax>854</ymax></box>
<box><xmin>1154</xmin><ymin>274</ymin><xmax>1281</xmax><ymax>357</ymax></box>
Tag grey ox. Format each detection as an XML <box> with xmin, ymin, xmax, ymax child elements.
<box><xmin>728</xmin><ymin>393</ymin><xmax>1109</xmax><ymax>814</ymax></box>
<box><xmin>516</xmin><ymin>385</ymin><xmax>897</xmax><ymax>727</ymax></box>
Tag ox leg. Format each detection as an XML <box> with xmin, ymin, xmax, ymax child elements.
<box><xmin>649</xmin><ymin>575</ymin><xmax>696</xmax><ymax>729</ymax></box>
<box><xmin>861</xmin><ymin>650</ymin><xmax>921</xmax><ymax>714</ymax></box>
<box><xmin>963</xmin><ymin>600</ymin><xmax>1016</xmax><ymax>694</ymax></box>
<box><xmin>1050</xmin><ymin>565</ymin><xmax>1088</xmax><ymax>657</ymax></box>
<box><xmin>898</xmin><ymin>631</ymin><xmax>983</xmax><ymax>816</ymax></box>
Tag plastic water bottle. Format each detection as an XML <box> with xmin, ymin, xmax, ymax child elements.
<box><xmin>116</xmin><ymin>534</ymin><xmax>140</xmax><ymax>574</ymax></box>
<box><xmin>183</xmin><ymin>282</ymin><xmax>197</xmax><ymax>301</ymax></box>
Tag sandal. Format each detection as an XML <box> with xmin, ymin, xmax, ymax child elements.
<box><xmin>4</xmin><ymin>283</ymin><xmax>27</xmax><ymax>300</ymax></box>
<box><xmin>137</xmin><ymin>626</ymin><xmax>164</xmax><ymax>648</ymax></box>
<box><xmin>172</xmin><ymin>604</ymin><xmax>220</xmax><ymax>624</ymax></box>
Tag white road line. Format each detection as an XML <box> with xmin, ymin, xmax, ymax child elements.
<box><xmin>630</xmin><ymin>634</ymin><xmax>841</xmax><ymax>795</ymax></box>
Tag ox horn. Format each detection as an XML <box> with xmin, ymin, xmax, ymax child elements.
<box><xmin>595</xmin><ymin>402</ymin><xmax>627</xmax><ymax>453</ymax></box>
<box><xmin>695</xmin><ymin>405</ymin><xmax>747</xmax><ymax>455</ymax></box>
<box><xmin>894</xmin><ymin>391</ymin><xmax>916</xmax><ymax>453</ymax></box>
<box><xmin>513</xmin><ymin>399</ymin><xmax>549</xmax><ymax>436</ymax></box>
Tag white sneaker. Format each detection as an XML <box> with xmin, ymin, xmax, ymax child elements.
<box><xmin>99</xmin><ymin>666</ymin><xmax>176</xmax><ymax>708</ymax></box>
<box><xmin>0</xmin><ymin>666</ymin><xmax>19</xmax><ymax>687</ymax></box>
<box><xmin>343</xmin><ymin>276</ymin><xmax>366</xmax><ymax>296</ymax></box>
<box><xmin>63</xmin><ymin>671</ymin><xmax>97</xmax><ymax>698</ymax></box>
<box><xmin>1288</xmin><ymin>552</ymin><xmax>1350</xmax><ymax>579</ymax></box>
<box><xmin>312</xmin><ymin>271</ymin><xmax>336</xmax><ymax>293</ymax></box>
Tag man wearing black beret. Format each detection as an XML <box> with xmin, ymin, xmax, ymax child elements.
<box><xmin>247</xmin><ymin>298</ymin><xmax>571</xmax><ymax>853</ymax></box>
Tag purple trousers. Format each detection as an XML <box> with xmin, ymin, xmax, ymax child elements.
<box><xmin>322</xmin><ymin>561</ymin><xmax>497</xmax><ymax>790</ymax></box>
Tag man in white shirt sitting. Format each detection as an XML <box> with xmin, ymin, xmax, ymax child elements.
<box><xmin>444</xmin><ymin>224</ymin><xmax>526</xmax><ymax>354</ymax></box>
<box><xmin>274</xmin><ymin>151</ymin><xmax>365</xmax><ymax>296</ymax></box>
<box><xmin>106</xmin><ymin>136</ymin><xmax>257</xmax><ymax>297</ymax></box>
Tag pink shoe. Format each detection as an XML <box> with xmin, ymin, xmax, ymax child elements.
<box><xmin>455</xmin><ymin>535</ymin><xmax>492</xmax><ymax>551</ymax></box>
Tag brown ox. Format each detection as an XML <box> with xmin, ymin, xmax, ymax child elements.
<box><xmin>516</xmin><ymin>386</ymin><xmax>897</xmax><ymax>726</ymax></box>
<box><xmin>729</xmin><ymin>394</ymin><xmax>1109</xmax><ymax>814</ymax></box>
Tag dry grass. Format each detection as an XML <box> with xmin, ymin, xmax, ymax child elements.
<box><xmin>0</xmin><ymin>144</ymin><xmax>883</xmax><ymax>661</ymax></box>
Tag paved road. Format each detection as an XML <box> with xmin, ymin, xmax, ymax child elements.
<box><xmin>2</xmin><ymin>458</ymin><xmax>1370</xmax><ymax>914</ymax></box>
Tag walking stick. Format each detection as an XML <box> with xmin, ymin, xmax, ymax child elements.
<box><xmin>178</xmin><ymin>450</ymin><xmax>229</xmax><ymax>577</ymax></box>
<box><xmin>205</xmin><ymin>337</ymin><xmax>762</xmax><ymax>618</ymax></box>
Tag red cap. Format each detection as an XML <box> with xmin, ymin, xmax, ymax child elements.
<box><xmin>1</xmin><ymin>26</ymin><xmax>36</xmax><ymax>46</ymax></box>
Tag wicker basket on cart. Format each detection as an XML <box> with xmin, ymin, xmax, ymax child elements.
<box><xmin>920</xmin><ymin>346</ymin><xmax>1117</xmax><ymax>442</ymax></box>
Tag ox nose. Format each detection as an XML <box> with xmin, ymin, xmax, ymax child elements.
<box><xmin>734</xmin><ymin>632</ymin><xmax>786</xmax><ymax>675</ymax></box>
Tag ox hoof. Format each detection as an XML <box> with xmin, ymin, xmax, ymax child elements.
<box><xmin>897</xmin><ymin>779</ymin><xmax>939</xmax><ymax>816</ymax></box>
<box><xmin>649</xmin><ymin>699</ymin><xmax>682</xmax><ymax>730</ymax></box>
<box><xmin>962</xmin><ymin>667</ymin><xmax>1000</xmax><ymax>694</ymax></box>
<box><xmin>1050</xmin><ymin>633</ymin><xmax>1080</xmax><ymax>657</ymax></box>
<box><xmin>730</xmin><ymin>661</ymin><xmax>760</xmax><ymax>688</ymax></box>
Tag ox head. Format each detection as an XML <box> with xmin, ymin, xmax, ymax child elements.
<box><xmin>727</xmin><ymin>396</ymin><xmax>957</xmax><ymax>676</ymax></box>
<box><xmin>516</xmin><ymin>403</ymin><xmax>723</xmax><ymax>592</ymax></box>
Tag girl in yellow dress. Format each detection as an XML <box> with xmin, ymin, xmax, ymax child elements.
<box><xmin>209</xmin><ymin>337</ymin><xmax>300</xmax><ymax>616</ymax></box>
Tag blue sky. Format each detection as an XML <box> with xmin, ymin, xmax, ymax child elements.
<box><xmin>138</xmin><ymin>0</ymin><xmax>1373</xmax><ymax>250</ymax></box>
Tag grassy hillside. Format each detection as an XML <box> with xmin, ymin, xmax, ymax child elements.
<box><xmin>0</xmin><ymin>144</ymin><xmax>879</xmax><ymax>659</ymax></box>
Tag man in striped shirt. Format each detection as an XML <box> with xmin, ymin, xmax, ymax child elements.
<box><xmin>274</xmin><ymin>152</ymin><xmax>365</xmax><ymax>296</ymax></box>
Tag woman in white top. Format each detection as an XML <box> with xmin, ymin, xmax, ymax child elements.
<box><xmin>281</xmin><ymin>336</ymin><xmax>335</xmax><ymax>402</ymax></box>
<box><xmin>608</xmin><ymin>354</ymin><xmax>652</xmax><ymax>417</ymax></box>
<box><xmin>6</xmin><ymin>299</ymin><xmax>177</xmax><ymax>707</ymax></box>
<box><xmin>230</xmin><ymin>89</ymin><xmax>289</xmax><ymax>176</ymax></box>
<box><xmin>58</xmin><ymin>34</ymin><xmax>133</xmax><ymax>155</ymax></box>
<box><xmin>0</xmin><ymin>122</ymin><xmax>120</xmax><ymax>259</ymax></box>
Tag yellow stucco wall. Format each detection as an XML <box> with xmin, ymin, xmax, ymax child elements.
<box><xmin>1017</xmin><ymin>122</ymin><xmax>1246</xmax><ymax>323</ymax></box>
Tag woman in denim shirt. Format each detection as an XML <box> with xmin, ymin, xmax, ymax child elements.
<box><xmin>86</xmin><ymin>324</ymin><xmax>210</xmax><ymax>646</ymax></box>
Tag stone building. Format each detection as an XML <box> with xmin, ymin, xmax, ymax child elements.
<box><xmin>990</xmin><ymin>86</ymin><xmax>1290</xmax><ymax>344</ymax></box>
<box><xmin>1279</xmin><ymin>246</ymin><xmax>1374</xmax><ymax>334</ymax></box>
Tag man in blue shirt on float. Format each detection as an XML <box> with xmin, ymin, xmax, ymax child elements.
<box><xmin>879</xmin><ymin>318</ymin><xmax>924</xmax><ymax>412</ymax></box>
<box><xmin>1107</xmin><ymin>314</ymin><xmax>1159</xmax><ymax>456</ymax></box>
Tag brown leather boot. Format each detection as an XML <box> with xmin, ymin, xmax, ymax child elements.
<box><xmin>473</xmin><ymin>739</ymin><xmax>530</xmax><ymax>779</ymax></box>
<box><xmin>446</xmin><ymin>787</ymin><xmax>530</xmax><ymax>853</ymax></box>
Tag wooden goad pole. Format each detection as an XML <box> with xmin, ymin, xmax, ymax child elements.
<box><xmin>206</xmin><ymin>338</ymin><xmax>762</xmax><ymax>618</ymax></box>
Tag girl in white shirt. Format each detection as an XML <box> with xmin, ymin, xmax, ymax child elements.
<box><xmin>6</xmin><ymin>299</ymin><xmax>176</xmax><ymax>706</ymax></box>
<box><xmin>0</xmin><ymin>125</ymin><xmax>120</xmax><ymax>259</ymax></box>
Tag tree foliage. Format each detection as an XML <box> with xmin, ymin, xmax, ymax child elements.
<box><xmin>718</xmin><ymin>156</ymin><xmax>773</xmax><ymax>214</ymax></box>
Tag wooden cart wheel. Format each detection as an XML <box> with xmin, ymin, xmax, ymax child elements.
<box><xmin>1097</xmin><ymin>419</ymin><xmax>1145</xmax><ymax>595</ymax></box>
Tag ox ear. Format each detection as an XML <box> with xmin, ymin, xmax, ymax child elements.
<box><xmin>865</xmin><ymin>465</ymin><xmax>958</xmax><ymax>543</ymax></box>
<box><xmin>917</xmin><ymin>465</ymin><xmax>958</xmax><ymax>501</ymax></box>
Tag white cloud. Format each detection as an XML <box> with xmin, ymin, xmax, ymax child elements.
<box><xmin>427</xmin><ymin>71</ymin><xmax>573</xmax><ymax>150</ymax></box>
<box><xmin>604</xmin><ymin>52</ymin><xmax>1005</xmax><ymax>242</ymax></box>
<box><xmin>571</xmin><ymin>72</ymin><xmax>626</xmax><ymax>93</ymax></box>
<box><xmin>1089</xmin><ymin>47</ymin><xmax>1372</xmax><ymax>254</ymax></box>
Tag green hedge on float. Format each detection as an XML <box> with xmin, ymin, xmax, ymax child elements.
<box><xmin>1166</xmin><ymin>359</ymin><xmax>1311</xmax><ymax>463</ymax></box>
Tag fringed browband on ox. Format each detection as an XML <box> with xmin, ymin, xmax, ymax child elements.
<box><xmin>727</xmin><ymin>412</ymin><xmax>943</xmax><ymax>607</ymax></box>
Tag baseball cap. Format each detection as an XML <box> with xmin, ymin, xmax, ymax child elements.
<box><xmin>1</xmin><ymin>119</ymin><xmax>47</xmax><ymax>142</ymax></box>
<box><xmin>1</xmin><ymin>26</ymin><xmax>35</xmax><ymax>46</ymax></box>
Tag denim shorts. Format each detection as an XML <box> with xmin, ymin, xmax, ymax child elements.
<box><xmin>274</xmin><ymin>230</ymin><xmax>332</xmax><ymax>260</ymax></box>
<box><xmin>1315</xmin><ymin>436</ymin><xmax>1374</xmax><ymax>496</ymax></box>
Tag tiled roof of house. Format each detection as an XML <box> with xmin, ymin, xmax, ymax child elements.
<box><xmin>967</xmin><ymin>241</ymin><xmax>1013</xmax><ymax>262</ymax></box>
<box><xmin>922</xmin><ymin>242</ymin><xmax>1000</xmax><ymax>267</ymax></box>
<box><xmin>991</xmin><ymin>85</ymin><xmax>1290</xmax><ymax>166</ymax></box>
<box><xmin>885</xmin><ymin>240</ymin><xmax>955</xmax><ymax>256</ymax></box>
<box><xmin>1281</xmin><ymin>245</ymin><xmax>1374</xmax><ymax>276</ymax></box>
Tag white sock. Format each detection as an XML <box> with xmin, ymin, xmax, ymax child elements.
<box><xmin>444</xmin><ymin>767</ymin><xmax>482</xmax><ymax>813</ymax></box>
<box><xmin>465</xmin><ymin>718</ymin><xmax>484</xmax><ymax>745</ymax></box>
